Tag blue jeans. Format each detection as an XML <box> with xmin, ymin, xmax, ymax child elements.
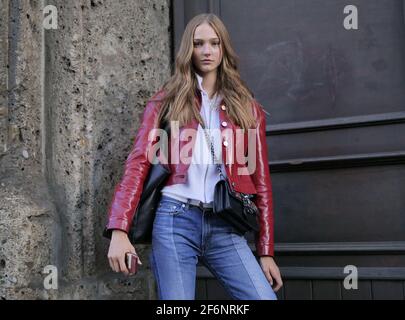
<box><xmin>149</xmin><ymin>195</ymin><xmax>277</xmax><ymax>300</ymax></box>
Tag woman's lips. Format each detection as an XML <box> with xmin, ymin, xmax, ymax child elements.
<box><xmin>202</xmin><ymin>60</ymin><xmax>213</xmax><ymax>64</ymax></box>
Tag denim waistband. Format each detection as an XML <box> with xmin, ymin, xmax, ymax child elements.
<box><xmin>160</xmin><ymin>195</ymin><xmax>214</xmax><ymax>211</ymax></box>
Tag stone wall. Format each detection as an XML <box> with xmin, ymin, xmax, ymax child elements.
<box><xmin>0</xmin><ymin>0</ymin><xmax>172</xmax><ymax>299</ymax></box>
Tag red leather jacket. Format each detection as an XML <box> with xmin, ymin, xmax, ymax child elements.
<box><xmin>105</xmin><ymin>89</ymin><xmax>275</xmax><ymax>257</ymax></box>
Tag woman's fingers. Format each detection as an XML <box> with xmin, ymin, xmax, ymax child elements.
<box><xmin>273</xmin><ymin>278</ymin><xmax>283</xmax><ymax>292</ymax></box>
<box><xmin>112</xmin><ymin>258</ymin><xmax>120</xmax><ymax>273</ymax></box>
<box><xmin>118</xmin><ymin>255</ymin><xmax>129</xmax><ymax>275</ymax></box>
<box><xmin>270</xmin><ymin>269</ymin><xmax>283</xmax><ymax>292</ymax></box>
<box><xmin>108</xmin><ymin>241</ymin><xmax>143</xmax><ymax>275</ymax></box>
<box><xmin>263</xmin><ymin>269</ymin><xmax>274</xmax><ymax>286</ymax></box>
<box><xmin>260</xmin><ymin>259</ymin><xmax>274</xmax><ymax>286</ymax></box>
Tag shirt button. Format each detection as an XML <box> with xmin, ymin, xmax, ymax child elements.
<box><xmin>221</xmin><ymin>105</ymin><xmax>226</xmax><ymax>111</ymax></box>
<box><xmin>221</xmin><ymin>121</ymin><xmax>228</xmax><ymax>127</ymax></box>
<box><xmin>223</xmin><ymin>141</ymin><xmax>229</xmax><ymax>147</ymax></box>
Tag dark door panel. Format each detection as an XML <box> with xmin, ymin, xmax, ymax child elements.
<box><xmin>220</xmin><ymin>0</ymin><xmax>405</xmax><ymax>123</ymax></box>
<box><xmin>268</xmin><ymin>123</ymin><xmax>405</xmax><ymax>161</ymax></box>
<box><xmin>274</xmin><ymin>165</ymin><xmax>405</xmax><ymax>243</ymax></box>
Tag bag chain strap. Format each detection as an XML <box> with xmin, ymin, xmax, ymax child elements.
<box><xmin>199</xmin><ymin>95</ymin><xmax>225</xmax><ymax>181</ymax></box>
<box><xmin>200</xmin><ymin>99</ymin><xmax>252</xmax><ymax>200</ymax></box>
<box><xmin>201</xmin><ymin>123</ymin><xmax>225</xmax><ymax>180</ymax></box>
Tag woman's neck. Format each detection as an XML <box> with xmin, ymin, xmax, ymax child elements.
<box><xmin>197</xmin><ymin>71</ymin><xmax>217</xmax><ymax>99</ymax></box>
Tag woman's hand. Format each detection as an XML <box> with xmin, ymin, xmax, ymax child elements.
<box><xmin>107</xmin><ymin>230</ymin><xmax>142</xmax><ymax>276</ymax></box>
<box><xmin>259</xmin><ymin>256</ymin><xmax>283</xmax><ymax>292</ymax></box>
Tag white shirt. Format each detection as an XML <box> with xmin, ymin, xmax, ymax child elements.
<box><xmin>161</xmin><ymin>73</ymin><xmax>227</xmax><ymax>204</ymax></box>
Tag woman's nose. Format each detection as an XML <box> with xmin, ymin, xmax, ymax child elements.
<box><xmin>202</xmin><ymin>44</ymin><xmax>212</xmax><ymax>55</ymax></box>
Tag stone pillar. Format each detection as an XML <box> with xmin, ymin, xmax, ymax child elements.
<box><xmin>0</xmin><ymin>0</ymin><xmax>59</xmax><ymax>300</ymax></box>
<box><xmin>0</xmin><ymin>0</ymin><xmax>171</xmax><ymax>299</ymax></box>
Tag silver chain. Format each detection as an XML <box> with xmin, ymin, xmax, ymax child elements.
<box><xmin>200</xmin><ymin>95</ymin><xmax>225</xmax><ymax>180</ymax></box>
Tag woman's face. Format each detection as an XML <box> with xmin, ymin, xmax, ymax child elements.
<box><xmin>192</xmin><ymin>23</ymin><xmax>222</xmax><ymax>75</ymax></box>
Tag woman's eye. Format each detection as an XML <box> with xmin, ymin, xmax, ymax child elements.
<box><xmin>193</xmin><ymin>42</ymin><xmax>220</xmax><ymax>47</ymax></box>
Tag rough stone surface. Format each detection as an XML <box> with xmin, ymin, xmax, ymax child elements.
<box><xmin>0</xmin><ymin>0</ymin><xmax>171</xmax><ymax>299</ymax></box>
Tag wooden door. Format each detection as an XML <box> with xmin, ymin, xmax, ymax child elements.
<box><xmin>173</xmin><ymin>0</ymin><xmax>405</xmax><ymax>300</ymax></box>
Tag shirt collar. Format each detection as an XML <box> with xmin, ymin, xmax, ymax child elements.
<box><xmin>195</xmin><ymin>72</ymin><xmax>205</xmax><ymax>93</ymax></box>
<box><xmin>195</xmin><ymin>72</ymin><xmax>222</xmax><ymax>103</ymax></box>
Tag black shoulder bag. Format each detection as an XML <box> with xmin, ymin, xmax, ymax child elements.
<box><xmin>127</xmin><ymin>119</ymin><xmax>171</xmax><ymax>244</ymax></box>
<box><xmin>201</xmin><ymin>120</ymin><xmax>259</xmax><ymax>235</ymax></box>
<box><xmin>103</xmin><ymin>118</ymin><xmax>171</xmax><ymax>244</ymax></box>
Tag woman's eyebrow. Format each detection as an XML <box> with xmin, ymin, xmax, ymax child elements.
<box><xmin>193</xmin><ymin>38</ymin><xmax>219</xmax><ymax>41</ymax></box>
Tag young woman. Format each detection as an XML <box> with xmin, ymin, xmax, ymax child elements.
<box><xmin>106</xmin><ymin>13</ymin><xmax>283</xmax><ymax>300</ymax></box>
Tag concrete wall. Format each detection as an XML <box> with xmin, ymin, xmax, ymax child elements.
<box><xmin>0</xmin><ymin>0</ymin><xmax>171</xmax><ymax>299</ymax></box>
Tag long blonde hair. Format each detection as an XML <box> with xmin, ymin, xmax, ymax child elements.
<box><xmin>156</xmin><ymin>13</ymin><xmax>257</xmax><ymax>130</ymax></box>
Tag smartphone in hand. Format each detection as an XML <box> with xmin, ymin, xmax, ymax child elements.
<box><xmin>125</xmin><ymin>252</ymin><xmax>139</xmax><ymax>275</ymax></box>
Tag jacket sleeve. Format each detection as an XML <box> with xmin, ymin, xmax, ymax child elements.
<box><xmin>250</xmin><ymin>100</ymin><xmax>275</xmax><ymax>257</ymax></box>
<box><xmin>103</xmin><ymin>93</ymin><xmax>163</xmax><ymax>238</ymax></box>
